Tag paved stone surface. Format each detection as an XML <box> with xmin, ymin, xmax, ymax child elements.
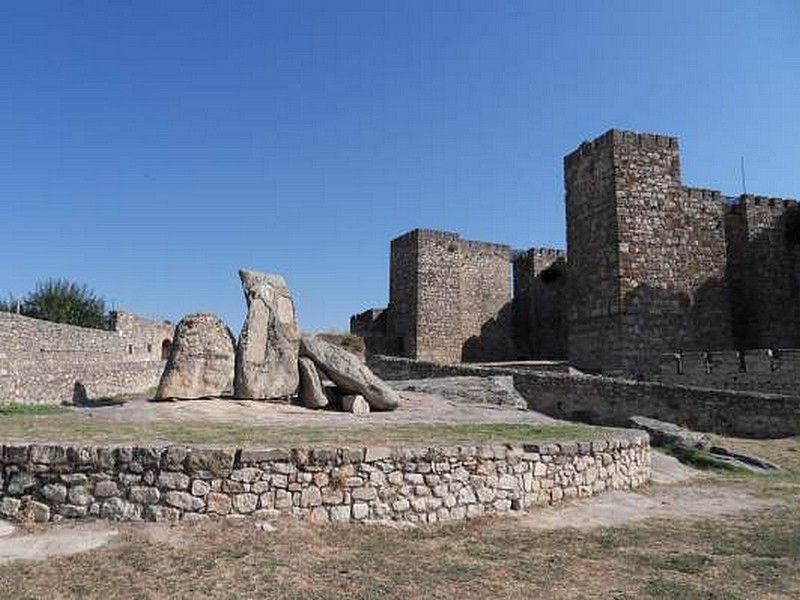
<box><xmin>0</xmin><ymin>526</ymin><xmax>117</xmax><ymax>563</ymax></box>
<box><xmin>515</xmin><ymin>485</ymin><xmax>783</xmax><ymax>530</ymax></box>
<box><xmin>0</xmin><ymin>520</ymin><xmax>14</xmax><ymax>538</ymax></box>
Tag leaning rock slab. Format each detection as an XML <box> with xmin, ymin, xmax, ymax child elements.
<box><xmin>234</xmin><ymin>269</ymin><xmax>301</xmax><ymax>400</ymax></box>
<box><xmin>298</xmin><ymin>357</ymin><xmax>329</xmax><ymax>409</ymax></box>
<box><xmin>300</xmin><ymin>335</ymin><xmax>400</xmax><ymax>411</ymax></box>
<box><xmin>155</xmin><ymin>313</ymin><xmax>236</xmax><ymax>400</ymax></box>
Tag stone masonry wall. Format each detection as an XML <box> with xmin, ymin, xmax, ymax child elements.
<box><xmin>564</xmin><ymin>131</ymin><xmax>624</xmax><ymax>372</ymax></box>
<box><xmin>513</xmin><ymin>248</ymin><xmax>568</xmax><ymax>360</ymax></box>
<box><xmin>368</xmin><ymin>355</ymin><xmax>800</xmax><ymax>438</ymax></box>
<box><xmin>386</xmin><ymin>229</ymin><xmax>515</xmax><ymax>364</ymax></box>
<box><xmin>727</xmin><ymin>195</ymin><xmax>800</xmax><ymax>348</ymax></box>
<box><xmin>0</xmin><ymin>436</ymin><xmax>650</xmax><ymax>524</ymax></box>
<box><xmin>655</xmin><ymin>349</ymin><xmax>800</xmax><ymax>396</ymax></box>
<box><xmin>566</xmin><ymin>130</ymin><xmax>733</xmax><ymax>376</ymax></box>
<box><xmin>0</xmin><ymin>311</ymin><xmax>174</xmax><ymax>404</ymax></box>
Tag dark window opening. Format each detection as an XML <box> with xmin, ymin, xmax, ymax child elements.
<box><xmin>540</xmin><ymin>267</ymin><xmax>562</xmax><ymax>284</ymax></box>
<box><xmin>161</xmin><ymin>339</ymin><xmax>172</xmax><ymax>360</ymax></box>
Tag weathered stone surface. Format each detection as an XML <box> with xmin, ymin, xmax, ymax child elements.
<box><xmin>300</xmin><ymin>335</ymin><xmax>400</xmax><ymax>411</ymax></box>
<box><xmin>341</xmin><ymin>394</ymin><xmax>370</xmax><ymax>415</ymax></box>
<box><xmin>628</xmin><ymin>415</ymin><xmax>711</xmax><ymax>450</ymax></box>
<box><xmin>390</xmin><ymin>376</ymin><xmax>527</xmax><ymax>409</ymax></box>
<box><xmin>164</xmin><ymin>491</ymin><xmax>204</xmax><ymax>512</ymax></box>
<box><xmin>234</xmin><ymin>269</ymin><xmax>301</xmax><ymax>400</ymax></box>
<box><xmin>25</xmin><ymin>500</ymin><xmax>51</xmax><ymax>523</ymax></box>
<box><xmin>297</xmin><ymin>357</ymin><xmax>329</xmax><ymax>409</ymax></box>
<box><xmin>155</xmin><ymin>313</ymin><xmax>235</xmax><ymax>400</ymax></box>
<box><xmin>206</xmin><ymin>492</ymin><xmax>232</xmax><ymax>515</ymax></box>
<box><xmin>101</xmin><ymin>498</ymin><xmax>140</xmax><ymax>521</ymax></box>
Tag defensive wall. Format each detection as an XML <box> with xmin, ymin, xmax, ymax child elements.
<box><xmin>368</xmin><ymin>356</ymin><xmax>800</xmax><ymax>439</ymax></box>
<box><xmin>0</xmin><ymin>435</ymin><xmax>650</xmax><ymax>524</ymax></box>
<box><xmin>353</xmin><ymin>129</ymin><xmax>800</xmax><ymax>381</ymax></box>
<box><xmin>0</xmin><ymin>311</ymin><xmax>174</xmax><ymax>404</ymax></box>
<box><xmin>654</xmin><ymin>348</ymin><xmax>800</xmax><ymax>396</ymax></box>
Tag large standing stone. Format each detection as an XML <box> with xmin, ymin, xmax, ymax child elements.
<box><xmin>298</xmin><ymin>357</ymin><xmax>329</xmax><ymax>409</ymax></box>
<box><xmin>234</xmin><ymin>269</ymin><xmax>301</xmax><ymax>399</ymax></box>
<box><xmin>300</xmin><ymin>335</ymin><xmax>400</xmax><ymax>411</ymax></box>
<box><xmin>155</xmin><ymin>313</ymin><xmax>236</xmax><ymax>400</ymax></box>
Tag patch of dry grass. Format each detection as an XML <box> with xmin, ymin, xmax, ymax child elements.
<box><xmin>0</xmin><ymin>416</ymin><xmax>608</xmax><ymax>448</ymax></box>
<box><xmin>1</xmin><ymin>497</ymin><xmax>799</xmax><ymax>599</ymax></box>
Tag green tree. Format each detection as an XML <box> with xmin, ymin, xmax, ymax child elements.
<box><xmin>0</xmin><ymin>279</ymin><xmax>107</xmax><ymax>329</ymax></box>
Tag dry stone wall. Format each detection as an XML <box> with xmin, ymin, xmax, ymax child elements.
<box><xmin>0</xmin><ymin>436</ymin><xmax>650</xmax><ymax>524</ymax></box>
<box><xmin>0</xmin><ymin>311</ymin><xmax>173</xmax><ymax>404</ymax></box>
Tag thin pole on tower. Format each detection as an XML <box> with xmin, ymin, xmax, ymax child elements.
<box><xmin>740</xmin><ymin>156</ymin><xmax>747</xmax><ymax>195</ymax></box>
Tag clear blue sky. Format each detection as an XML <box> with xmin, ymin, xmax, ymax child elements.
<box><xmin>2</xmin><ymin>1</ymin><xmax>798</xmax><ymax>332</ymax></box>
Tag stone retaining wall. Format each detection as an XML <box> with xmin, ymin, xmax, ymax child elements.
<box><xmin>370</xmin><ymin>355</ymin><xmax>800</xmax><ymax>438</ymax></box>
<box><xmin>0</xmin><ymin>435</ymin><xmax>650</xmax><ymax>524</ymax></box>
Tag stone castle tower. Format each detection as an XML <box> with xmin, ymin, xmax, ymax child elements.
<box><xmin>564</xmin><ymin>130</ymin><xmax>732</xmax><ymax>374</ymax></box>
<box><xmin>352</xmin><ymin>128</ymin><xmax>799</xmax><ymax>375</ymax></box>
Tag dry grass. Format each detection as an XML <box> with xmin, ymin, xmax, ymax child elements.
<box><xmin>0</xmin><ymin>486</ymin><xmax>798</xmax><ymax>599</ymax></box>
<box><xmin>0</xmin><ymin>414</ymin><xmax>608</xmax><ymax>447</ymax></box>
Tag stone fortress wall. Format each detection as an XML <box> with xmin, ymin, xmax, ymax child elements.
<box><xmin>0</xmin><ymin>311</ymin><xmax>174</xmax><ymax>404</ymax></box>
<box><xmin>0</xmin><ymin>434</ymin><xmax>650</xmax><ymax>524</ymax></box>
<box><xmin>353</xmin><ymin>128</ymin><xmax>800</xmax><ymax>389</ymax></box>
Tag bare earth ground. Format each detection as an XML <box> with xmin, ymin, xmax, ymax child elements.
<box><xmin>1</xmin><ymin>396</ymin><xmax>800</xmax><ymax>598</ymax></box>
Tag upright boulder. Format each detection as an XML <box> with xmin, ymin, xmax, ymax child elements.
<box><xmin>234</xmin><ymin>269</ymin><xmax>300</xmax><ymax>399</ymax></box>
<box><xmin>300</xmin><ymin>335</ymin><xmax>400</xmax><ymax>411</ymax></box>
<box><xmin>155</xmin><ymin>313</ymin><xmax>235</xmax><ymax>400</ymax></box>
<box><xmin>297</xmin><ymin>357</ymin><xmax>329</xmax><ymax>409</ymax></box>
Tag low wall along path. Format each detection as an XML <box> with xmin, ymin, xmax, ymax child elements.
<box><xmin>0</xmin><ymin>434</ymin><xmax>650</xmax><ymax>525</ymax></box>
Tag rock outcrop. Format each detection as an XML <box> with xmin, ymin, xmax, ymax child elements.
<box><xmin>155</xmin><ymin>313</ymin><xmax>235</xmax><ymax>399</ymax></box>
<box><xmin>297</xmin><ymin>357</ymin><xmax>329</xmax><ymax>409</ymax></box>
<box><xmin>389</xmin><ymin>376</ymin><xmax>527</xmax><ymax>409</ymax></box>
<box><xmin>300</xmin><ymin>335</ymin><xmax>400</xmax><ymax>411</ymax></box>
<box><xmin>234</xmin><ymin>269</ymin><xmax>301</xmax><ymax>400</ymax></box>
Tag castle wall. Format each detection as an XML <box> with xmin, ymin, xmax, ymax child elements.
<box><xmin>458</xmin><ymin>239</ymin><xmax>515</xmax><ymax>361</ymax></box>
<box><xmin>387</xmin><ymin>231</ymin><xmax>420</xmax><ymax>357</ymax></box>
<box><xmin>566</xmin><ymin>130</ymin><xmax>732</xmax><ymax>375</ymax></box>
<box><xmin>727</xmin><ymin>196</ymin><xmax>800</xmax><ymax>348</ymax></box>
<box><xmin>0</xmin><ymin>311</ymin><xmax>173</xmax><ymax>404</ymax></box>
<box><xmin>384</xmin><ymin>230</ymin><xmax>514</xmax><ymax>364</ymax></box>
<box><xmin>368</xmin><ymin>355</ymin><xmax>800</xmax><ymax>439</ymax></box>
<box><xmin>655</xmin><ymin>349</ymin><xmax>800</xmax><ymax>396</ymax></box>
<box><xmin>564</xmin><ymin>131</ymin><xmax>624</xmax><ymax>372</ymax></box>
<box><xmin>513</xmin><ymin>249</ymin><xmax>567</xmax><ymax>359</ymax></box>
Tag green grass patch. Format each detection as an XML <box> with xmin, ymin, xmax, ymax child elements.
<box><xmin>0</xmin><ymin>403</ymin><xmax>70</xmax><ymax>416</ymax></box>
<box><xmin>661</xmin><ymin>446</ymin><xmax>746</xmax><ymax>473</ymax></box>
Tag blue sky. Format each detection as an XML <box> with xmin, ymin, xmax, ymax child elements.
<box><xmin>2</xmin><ymin>1</ymin><xmax>798</xmax><ymax>332</ymax></box>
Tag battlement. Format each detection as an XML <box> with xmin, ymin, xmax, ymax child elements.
<box><xmin>565</xmin><ymin>129</ymin><xmax>679</xmax><ymax>168</ymax></box>
<box><xmin>515</xmin><ymin>247</ymin><xmax>567</xmax><ymax>260</ymax></box>
<box><xmin>740</xmin><ymin>194</ymin><xmax>798</xmax><ymax>208</ymax></box>
<box><xmin>682</xmin><ymin>186</ymin><xmax>722</xmax><ymax>202</ymax></box>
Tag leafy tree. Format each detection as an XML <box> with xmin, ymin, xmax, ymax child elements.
<box><xmin>0</xmin><ymin>279</ymin><xmax>107</xmax><ymax>329</ymax></box>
